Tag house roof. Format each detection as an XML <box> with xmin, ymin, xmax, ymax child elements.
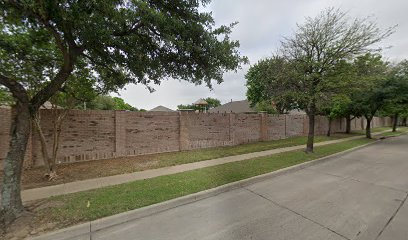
<box><xmin>149</xmin><ymin>105</ymin><xmax>174</xmax><ymax>112</ymax></box>
<box><xmin>40</xmin><ymin>101</ymin><xmax>63</xmax><ymax>109</ymax></box>
<box><xmin>0</xmin><ymin>101</ymin><xmax>60</xmax><ymax>109</ymax></box>
<box><xmin>194</xmin><ymin>99</ymin><xmax>208</xmax><ymax>105</ymax></box>
<box><xmin>209</xmin><ymin>100</ymin><xmax>256</xmax><ymax>113</ymax></box>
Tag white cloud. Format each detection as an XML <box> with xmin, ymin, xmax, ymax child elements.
<box><xmin>116</xmin><ymin>0</ymin><xmax>408</xmax><ymax>110</ymax></box>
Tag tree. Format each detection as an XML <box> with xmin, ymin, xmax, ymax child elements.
<box><xmin>177</xmin><ymin>97</ymin><xmax>221</xmax><ymax>111</ymax></box>
<box><xmin>112</xmin><ymin>97</ymin><xmax>137</xmax><ymax>111</ymax></box>
<box><xmin>86</xmin><ymin>95</ymin><xmax>137</xmax><ymax>111</ymax></box>
<box><xmin>0</xmin><ymin>88</ymin><xmax>13</xmax><ymax>105</ymax></box>
<box><xmin>33</xmin><ymin>77</ymin><xmax>98</xmax><ymax>180</ymax></box>
<box><xmin>380</xmin><ymin>60</ymin><xmax>408</xmax><ymax>132</ymax></box>
<box><xmin>87</xmin><ymin>95</ymin><xmax>116</xmax><ymax>110</ymax></box>
<box><xmin>203</xmin><ymin>97</ymin><xmax>221</xmax><ymax>109</ymax></box>
<box><xmin>279</xmin><ymin>8</ymin><xmax>393</xmax><ymax>152</ymax></box>
<box><xmin>0</xmin><ymin>0</ymin><xmax>247</xmax><ymax>225</ymax></box>
<box><xmin>177</xmin><ymin>103</ymin><xmax>198</xmax><ymax>110</ymax></box>
<box><xmin>255</xmin><ymin>100</ymin><xmax>278</xmax><ymax>114</ymax></box>
<box><xmin>245</xmin><ymin>56</ymin><xmax>298</xmax><ymax>114</ymax></box>
<box><xmin>350</xmin><ymin>54</ymin><xmax>389</xmax><ymax>138</ymax></box>
<box><xmin>320</xmin><ymin>95</ymin><xmax>352</xmax><ymax>136</ymax></box>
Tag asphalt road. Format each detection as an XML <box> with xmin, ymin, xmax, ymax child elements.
<box><xmin>93</xmin><ymin>135</ymin><xmax>408</xmax><ymax>240</ymax></box>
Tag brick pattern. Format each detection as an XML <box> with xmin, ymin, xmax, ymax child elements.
<box><xmin>124</xmin><ymin>112</ymin><xmax>180</xmax><ymax>155</ymax></box>
<box><xmin>266</xmin><ymin>115</ymin><xmax>286</xmax><ymax>140</ymax></box>
<box><xmin>0</xmin><ymin>108</ymin><xmax>393</xmax><ymax>167</ymax></box>
<box><xmin>31</xmin><ymin>110</ymin><xmax>116</xmax><ymax>165</ymax></box>
<box><xmin>233</xmin><ymin>114</ymin><xmax>262</xmax><ymax>144</ymax></box>
<box><xmin>0</xmin><ymin>108</ymin><xmax>11</xmax><ymax>165</ymax></box>
<box><xmin>180</xmin><ymin>112</ymin><xmax>232</xmax><ymax>150</ymax></box>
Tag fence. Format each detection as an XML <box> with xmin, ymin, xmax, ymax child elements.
<box><xmin>0</xmin><ymin>108</ymin><xmax>392</xmax><ymax>168</ymax></box>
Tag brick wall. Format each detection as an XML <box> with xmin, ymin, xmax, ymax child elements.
<box><xmin>123</xmin><ymin>111</ymin><xmax>180</xmax><ymax>155</ymax></box>
<box><xmin>31</xmin><ymin>110</ymin><xmax>116</xmax><ymax>165</ymax></box>
<box><xmin>180</xmin><ymin>112</ymin><xmax>232</xmax><ymax>150</ymax></box>
<box><xmin>0</xmin><ymin>108</ymin><xmax>393</xmax><ymax>168</ymax></box>
<box><xmin>0</xmin><ymin>108</ymin><xmax>11</xmax><ymax>167</ymax></box>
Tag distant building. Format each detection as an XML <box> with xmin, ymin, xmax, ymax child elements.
<box><xmin>193</xmin><ymin>98</ymin><xmax>209</xmax><ymax>112</ymax></box>
<box><xmin>149</xmin><ymin>105</ymin><xmax>174</xmax><ymax>112</ymax></box>
<box><xmin>209</xmin><ymin>100</ymin><xmax>256</xmax><ymax>113</ymax></box>
<box><xmin>0</xmin><ymin>101</ymin><xmax>62</xmax><ymax>109</ymax></box>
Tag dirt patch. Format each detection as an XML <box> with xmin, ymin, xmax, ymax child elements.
<box><xmin>1</xmin><ymin>155</ymin><xmax>163</xmax><ymax>190</ymax></box>
<box><xmin>0</xmin><ymin>133</ymin><xmax>357</xmax><ymax>190</ymax></box>
<box><xmin>1</xmin><ymin>201</ymin><xmax>63</xmax><ymax>240</ymax></box>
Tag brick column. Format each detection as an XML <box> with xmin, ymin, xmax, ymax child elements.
<box><xmin>114</xmin><ymin>111</ymin><xmax>126</xmax><ymax>157</ymax></box>
<box><xmin>259</xmin><ymin>113</ymin><xmax>268</xmax><ymax>141</ymax></box>
<box><xmin>303</xmin><ymin>115</ymin><xmax>309</xmax><ymax>135</ymax></box>
<box><xmin>229</xmin><ymin>113</ymin><xmax>235</xmax><ymax>145</ymax></box>
<box><xmin>179</xmin><ymin>111</ymin><xmax>189</xmax><ymax>151</ymax></box>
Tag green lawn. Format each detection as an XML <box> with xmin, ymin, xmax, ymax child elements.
<box><xmin>153</xmin><ymin>134</ymin><xmax>353</xmax><ymax>168</ymax></box>
<box><xmin>19</xmin><ymin>127</ymin><xmax>391</xmax><ymax>190</ymax></box>
<box><xmin>150</xmin><ymin>128</ymin><xmax>387</xmax><ymax>168</ymax></box>
<box><xmin>39</xmin><ymin>137</ymin><xmax>374</xmax><ymax>227</ymax></box>
<box><xmin>352</xmin><ymin>126</ymin><xmax>391</xmax><ymax>134</ymax></box>
<box><xmin>378</xmin><ymin>127</ymin><xmax>408</xmax><ymax>137</ymax></box>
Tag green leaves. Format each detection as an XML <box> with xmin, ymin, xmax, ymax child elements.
<box><xmin>245</xmin><ymin>56</ymin><xmax>298</xmax><ymax>113</ymax></box>
<box><xmin>85</xmin><ymin>95</ymin><xmax>137</xmax><ymax>111</ymax></box>
<box><xmin>246</xmin><ymin>8</ymin><xmax>393</xmax><ymax>120</ymax></box>
<box><xmin>178</xmin><ymin>97</ymin><xmax>221</xmax><ymax>110</ymax></box>
<box><xmin>1</xmin><ymin>0</ymin><xmax>247</xmax><ymax>103</ymax></box>
<box><xmin>349</xmin><ymin>53</ymin><xmax>390</xmax><ymax>118</ymax></box>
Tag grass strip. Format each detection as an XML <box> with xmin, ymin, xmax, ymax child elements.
<box><xmin>39</xmin><ymin>138</ymin><xmax>374</xmax><ymax>226</ymax></box>
<box><xmin>378</xmin><ymin>127</ymin><xmax>408</xmax><ymax>137</ymax></box>
<box><xmin>18</xmin><ymin>133</ymin><xmax>361</xmax><ymax>190</ymax></box>
<box><xmin>352</xmin><ymin>126</ymin><xmax>392</xmax><ymax>135</ymax></box>
<box><xmin>152</xmin><ymin>134</ymin><xmax>356</xmax><ymax>168</ymax></box>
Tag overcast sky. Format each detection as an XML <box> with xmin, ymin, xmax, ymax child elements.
<box><xmin>113</xmin><ymin>0</ymin><xmax>408</xmax><ymax>110</ymax></box>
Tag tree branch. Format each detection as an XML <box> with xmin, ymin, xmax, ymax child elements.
<box><xmin>0</xmin><ymin>74</ymin><xmax>29</xmax><ymax>104</ymax></box>
<box><xmin>112</xmin><ymin>22</ymin><xmax>143</xmax><ymax>37</ymax></box>
<box><xmin>30</xmin><ymin>53</ymin><xmax>77</xmax><ymax>111</ymax></box>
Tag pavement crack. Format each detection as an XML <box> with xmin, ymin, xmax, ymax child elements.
<box><xmin>375</xmin><ymin>192</ymin><xmax>408</xmax><ymax>240</ymax></box>
<box><xmin>242</xmin><ymin>187</ymin><xmax>351</xmax><ymax>240</ymax></box>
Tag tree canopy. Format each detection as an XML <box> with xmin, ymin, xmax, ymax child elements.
<box><xmin>245</xmin><ymin>8</ymin><xmax>393</xmax><ymax>152</ymax></box>
<box><xmin>0</xmin><ymin>0</ymin><xmax>247</xmax><ymax>225</ymax></box>
<box><xmin>178</xmin><ymin>97</ymin><xmax>221</xmax><ymax>110</ymax></box>
<box><xmin>86</xmin><ymin>95</ymin><xmax>138</xmax><ymax>111</ymax></box>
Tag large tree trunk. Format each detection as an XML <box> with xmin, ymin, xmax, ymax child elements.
<box><xmin>346</xmin><ymin>115</ymin><xmax>351</xmax><ymax>134</ymax></box>
<box><xmin>327</xmin><ymin>118</ymin><xmax>332</xmax><ymax>137</ymax></box>
<box><xmin>306</xmin><ymin>111</ymin><xmax>315</xmax><ymax>153</ymax></box>
<box><xmin>0</xmin><ymin>103</ymin><xmax>31</xmax><ymax>226</ymax></box>
<box><xmin>0</xmin><ymin>36</ymin><xmax>79</xmax><ymax>227</ymax></box>
<box><xmin>392</xmin><ymin>113</ymin><xmax>398</xmax><ymax>132</ymax></box>
<box><xmin>366</xmin><ymin>117</ymin><xmax>372</xmax><ymax>139</ymax></box>
<box><xmin>403</xmin><ymin>117</ymin><xmax>407</xmax><ymax>127</ymax></box>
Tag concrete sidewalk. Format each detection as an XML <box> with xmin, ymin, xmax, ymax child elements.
<box><xmin>22</xmin><ymin>133</ymin><xmax>384</xmax><ymax>202</ymax></box>
<box><xmin>30</xmin><ymin>133</ymin><xmax>408</xmax><ymax>240</ymax></box>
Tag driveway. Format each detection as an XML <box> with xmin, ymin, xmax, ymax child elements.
<box><xmin>92</xmin><ymin>135</ymin><xmax>408</xmax><ymax>240</ymax></box>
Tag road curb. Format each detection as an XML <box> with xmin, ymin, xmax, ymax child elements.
<box><xmin>28</xmin><ymin>139</ymin><xmax>380</xmax><ymax>240</ymax></box>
